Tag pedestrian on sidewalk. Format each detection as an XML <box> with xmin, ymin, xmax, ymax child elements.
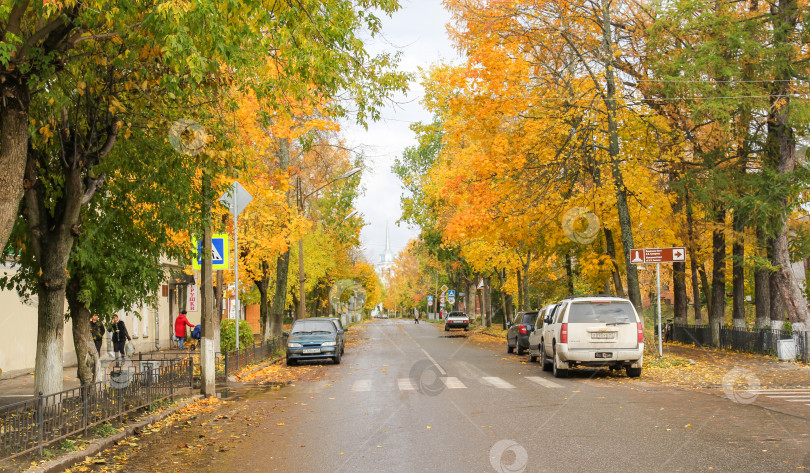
<box><xmin>90</xmin><ymin>314</ymin><xmax>105</xmax><ymax>355</ymax></box>
<box><xmin>414</xmin><ymin>308</ymin><xmax>420</xmax><ymax>324</ymax></box>
<box><xmin>175</xmin><ymin>310</ymin><xmax>195</xmax><ymax>350</ymax></box>
<box><xmin>110</xmin><ymin>314</ymin><xmax>130</xmax><ymax>361</ymax></box>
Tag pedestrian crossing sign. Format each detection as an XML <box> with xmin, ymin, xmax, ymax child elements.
<box><xmin>192</xmin><ymin>234</ymin><xmax>230</xmax><ymax>270</ymax></box>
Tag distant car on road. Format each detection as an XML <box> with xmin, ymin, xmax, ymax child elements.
<box><xmin>286</xmin><ymin>318</ymin><xmax>342</xmax><ymax>366</ymax></box>
<box><xmin>506</xmin><ymin>311</ymin><xmax>539</xmax><ymax>355</ymax></box>
<box><xmin>444</xmin><ymin>311</ymin><xmax>469</xmax><ymax>331</ymax></box>
<box><xmin>539</xmin><ymin>296</ymin><xmax>644</xmax><ymax>378</ymax></box>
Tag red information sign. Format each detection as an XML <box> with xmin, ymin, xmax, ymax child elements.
<box><xmin>631</xmin><ymin>247</ymin><xmax>686</xmax><ymax>264</ymax></box>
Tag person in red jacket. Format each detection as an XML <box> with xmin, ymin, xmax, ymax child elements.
<box><xmin>175</xmin><ymin>310</ymin><xmax>195</xmax><ymax>350</ymax></box>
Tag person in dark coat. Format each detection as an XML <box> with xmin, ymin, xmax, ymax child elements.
<box><xmin>109</xmin><ymin>314</ymin><xmax>131</xmax><ymax>361</ymax></box>
<box><xmin>90</xmin><ymin>314</ymin><xmax>105</xmax><ymax>355</ymax></box>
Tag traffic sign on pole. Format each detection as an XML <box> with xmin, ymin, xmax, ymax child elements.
<box><xmin>427</xmin><ymin>295</ymin><xmax>434</xmax><ymax>304</ymax></box>
<box><xmin>447</xmin><ymin>290</ymin><xmax>456</xmax><ymax>298</ymax></box>
<box><xmin>192</xmin><ymin>234</ymin><xmax>229</xmax><ymax>270</ymax></box>
<box><xmin>440</xmin><ymin>285</ymin><xmax>448</xmax><ymax>294</ymax></box>
<box><xmin>448</xmin><ymin>296</ymin><xmax>455</xmax><ymax>305</ymax></box>
<box><xmin>439</xmin><ymin>295</ymin><xmax>446</xmax><ymax>305</ymax></box>
<box><xmin>630</xmin><ymin>247</ymin><xmax>686</xmax><ymax>264</ymax></box>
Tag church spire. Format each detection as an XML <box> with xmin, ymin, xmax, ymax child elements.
<box><xmin>385</xmin><ymin>221</ymin><xmax>391</xmax><ymax>253</ymax></box>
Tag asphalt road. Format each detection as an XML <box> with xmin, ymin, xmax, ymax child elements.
<box><xmin>81</xmin><ymin>319</ymin><xmax>810</xmax><ymax>473</ymax></box>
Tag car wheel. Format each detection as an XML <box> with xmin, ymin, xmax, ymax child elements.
<box><xmin>333</xmin><ymin>350</ymin><xmax>342</xmax><ymax>365</ymax></box>
<box><xmin>552</xmin><ymin>345</ymin><xmax>568</xmax><ymax>378</ymax></box>
<box><xmin>516</xmin><ymin>343</ymin><xmax>525</xmax><ymax>356</ymax></box>
<box><xmin>626</xmin><ymin>366</ymin><xmax>642</xmax><ymax>378</ymax></box>
<box><xmin>540</xmin><ymin>343</ymin><xmax>551</xmax><ymax>371</ymax></box>
<box><xmin>286</xmin><ymin>358</ymin><xmax>296</xmax><ymax>366</ymax></box>
<box><xmin>507</xmin><ymin>341</ymin><xmax>514</xmax><ymax>354</ymax></box>
<box><xmin>529</xmin><ymin>347</ymin><xmax>538</xmax><ymax>363</ymax></box>
<box><xmin>445</xmin><ymin>325</ymin><xmax>450</xmax><ymax>331</ymax></box>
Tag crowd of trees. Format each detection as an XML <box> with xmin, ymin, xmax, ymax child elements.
<box><xmin>0</xmin><ymin>1</ymin><xmax>405</xmax><ymax>396</ymax></box>
<box><xmin>387</xmin><ymin>0</ymin><xmax>810</xmax><ymax>343</ymax></box>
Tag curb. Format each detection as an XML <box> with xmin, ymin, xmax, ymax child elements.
<box><xmin>26</xmin><ymin>394</ymin><xmax>203</xmax><ymax>473</ymax></box>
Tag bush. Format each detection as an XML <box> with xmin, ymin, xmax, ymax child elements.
<box><xmin>220</xmin><ymin>319</ymin><xmax>253</xmax><ymax>352</ymax></box>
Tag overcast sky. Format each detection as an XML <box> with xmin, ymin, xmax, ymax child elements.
<box><xmin>341</xmin><ymin>1</ymin><xmax>459</xmax><ymax>264</ymax></box>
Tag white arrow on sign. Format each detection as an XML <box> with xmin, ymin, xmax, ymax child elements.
<box><xmin>673</xmin><ymin>248</ymin><xmax>685</xmax><ymax>261</ymax></box>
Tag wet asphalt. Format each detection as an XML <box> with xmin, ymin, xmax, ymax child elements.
<box><xmin>200</xmin><ymin>319</ymin><xmax>810</xmax><ymax>472</ymax></box>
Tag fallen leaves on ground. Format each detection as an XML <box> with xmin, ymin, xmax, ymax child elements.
<box><xmin>235</xmin><ymin>362</ymin><xmax>311</xmax><ymax>384</ymax></box>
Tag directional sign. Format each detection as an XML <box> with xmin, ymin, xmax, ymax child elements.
<box><xmin>447</xmin><ymin>290</ymin><xmax>456</xmax><ymax>298</ymax></box>
<box><xmin>631</xmin><ymin>247</ymin><xmax>686</xmax><ymax>264</ymax></box>
<box><xmin>440</xmin><ymin>285</ymin><xmax>448</xmax><ymax>294</ymax></box>
<box><xmin>192</xmin><ymin>234</ymin><xmax>230</xmax><ymax>270</ymax></box>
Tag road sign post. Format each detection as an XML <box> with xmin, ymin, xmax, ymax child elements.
<box><xmin>630</xmin><ymin>247</ymin><xmax>686</xmax><ymax>357</ymax></box>
<box><xmin>220</xmin><ymin>182</ymin><xmax>253</xmax><ymax>349</ymax></box>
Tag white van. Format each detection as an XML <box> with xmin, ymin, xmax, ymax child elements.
<box><xmin>539</xmin><ymin>296</ymin><xmax>644</xmax><ymax>378</ymax></box>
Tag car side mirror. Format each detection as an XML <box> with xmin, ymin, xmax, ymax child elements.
<box><xmin>506</xmin><ymin>322</ymin><xmax>512</xmax><ymax>328</ymax></box>
<box><xmin>283</xmin><ymin>331</ymin><xmax>290</xmax><ymax>337</ymax></box>
<box><xmin>344</xmin><ymin>327</ymin><xmax>350</xmax><ymax>332</ymax></box>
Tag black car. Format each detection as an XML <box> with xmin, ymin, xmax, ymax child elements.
<box><xmin>506</xmin><ymin>311</ymin><xmax>539</xmax><ymax>355</ymax></box>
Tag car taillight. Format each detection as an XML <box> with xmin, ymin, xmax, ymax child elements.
<box><xmin>637</xmin><ymin>322</ymin><xmax>644</xmax><ymax>343</ymax></box>
<box><xmin>560</xmin><ymin>323</ymin><xmax>568</xmax><ymax>344</ymax></box>
<box><xmin>519</xmin><ymin>325</ymin><xmax>528</xmax><ymax>335</ymax></box>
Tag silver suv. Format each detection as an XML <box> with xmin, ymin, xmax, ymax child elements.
<box><xmin>538</xmin><ymin>296</ymin><xmax>644</xmax><ymax>378</ymax></box>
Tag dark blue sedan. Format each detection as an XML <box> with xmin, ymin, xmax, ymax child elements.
<box><xmin>286</xmin><ymin>319</ymin><xmax>341</xmax><ymax>366</ymax></box>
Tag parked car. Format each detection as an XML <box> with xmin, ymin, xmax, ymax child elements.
<box><xmin>329</xmin><ymin>317</ymin><xmax>347</xmax><ymax>355</ymax></box>
<box><xmin>444</xmin><ymin>311</ymin><xmax>470</xmax><ymax>331</ymax></box>
<box><xmin>506</xmin><ymin>311</ymin><xmax>539</xmax><ymax>355</ymax></box>
<box><xmin>539</xmin><ymin>296</ymin><xmax>644</xmax><ymax>378</ymax></box>
<box><xmin>286</xmin><ymin>318</ymin><xmax>342</xmax><ymax>366</ymax></box>
<box><xmin>527</xmin><ymin>304</ymin><xmax>558</xmax><ymax>362</ymax></box>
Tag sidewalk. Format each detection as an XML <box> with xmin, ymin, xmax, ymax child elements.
<box><xmin>0</xmin><ymin>348</ymin><xmax>192</xmax><ymax>409</ymax></box>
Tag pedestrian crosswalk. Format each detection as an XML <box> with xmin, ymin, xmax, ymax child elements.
<box><xmin>345</xmin><ymin>375</ymin><xmax>564</xmax><ymax>393</ymax></box>
<box><xmin>752</xmin><ymin>389</ymin><xmax>810</xmax><ymax>406</ymax></box>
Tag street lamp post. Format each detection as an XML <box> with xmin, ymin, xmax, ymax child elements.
<box><xmin>296</xmin><ymin>167</ymin><xmax>361</xmax><ymax>320</ymax></box>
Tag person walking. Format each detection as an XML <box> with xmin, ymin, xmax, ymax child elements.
<box><xmin>90</xmin><ymin>314</ymin><xmax>105</xmax><ymax>355</ymax></box>
<box><xmin>175</xmin><ymin>310</ymin><xmax>195</xmax><ymax>350</ymax></box>
<box><xmin>413</xmin><ymin>308</ymin><xmax>420</xmax><ymax>324</ymax></box>
<box><xmin>109</xmin><ymin>314</ymin><xmax>130</xmax><ymax>362</ymax></box>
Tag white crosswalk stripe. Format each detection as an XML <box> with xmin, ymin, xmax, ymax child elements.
<box><xmin>442</xmin><ymin>377</ymin><xmax>466</xmax><ymax>389</ymax></box>
<box><xmin>398</xmin><ymin>378</ymin><xmax>417</xmax><ymax>391</ymax></box>
<box><xmin>351</xmin><ymin>379</ymin><xmax>372</xmax><ymax>392</ymax></box>
<box><xmin>525</xmin><ymin>376</ymin><xmax>563</xmax><ymax>388</ymax></box>
<box><xmin>482</xmin><ymin>377</ymin><xmax>515</xmax><ymax>389</ymax></box>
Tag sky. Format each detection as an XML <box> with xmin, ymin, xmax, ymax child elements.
<box><xmin>341</xmin><ymin>1</ymin><xmax>459</xmax><ymax>265</ymax></box>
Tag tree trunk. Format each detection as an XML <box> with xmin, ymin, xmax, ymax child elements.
<box><xmin>604</xmin><ymin>228</ymin><xmax>625</xmax><ymax>297</ymax></box>
<box><xmin>269</xmin><ymin>250</ymin><xmax>290</xmax><ymax>339</ymax></box>
<box><xmin>483</xmin><ymin>276</ymin><xmax>492</xmax><ymax>327</ymax></box>
<box><xmin>766</xmin><ymin>0</ymin><xmax>810</xmax><ymax>328</ymax></box>
<box><xmin>67</xmin><ymin>276</ymin><xmax>98</xmax><ymax>386</ymax></box>
<box><xmin>200</xmin><ymin>173</ymin><xmax>215</xmax><ymax>396</ymax></box>
<box><xmin>256</xmin><ymin>260</ymin><xmax>270</xmax><ymax>338</ymax></box>
<box><xmin>732</xmin><ymin>214</ymin><xmax>746</xmax><ymax>328</ymax></box>
<box><xmin>685</xmin><ymin>192</ymin><xmax>702</xmax><ymax>324</ymax></box>
<box><xmin>699</xmin><ymin>264</ymin><xmax>711</xmax><ymax>324</ymax></box>
<box><xmin>710</xmin><ymin>207</ymin><xmax>726</xmax><ymax>346</ymax></box>
<box><xmin>565</xmin><ymin>251</ymin><xmax>575</xmax><ymax>296</ymax></box>
<box><xmin>0</xmin><ymin>74</ymin><xmax>30</xmax><ymax>253</ymax></box>
<box><xmin>673</xmin><ymin>261</ymin><xmax>688</xmax><ymax>325</ymax></box>
<box><xmin>516</xmin><ymin>270</ymin><xmax>524</xmax><ymax>311</ymax></box>
<box><xmin>600</xmin><ymin>2</ymin><xmax>642</xmax><ymax>311</ymax></box>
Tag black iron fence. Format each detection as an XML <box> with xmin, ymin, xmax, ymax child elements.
<box><xmin>220</xmin><ymin>337</ymin><xmax>283</xmax><ymax>377</ymax></box>
<box><xmin>671</xmin><ymin>324</ymin><xmax>809</xmax><ymax>362</ymax></box>
<box><xmin>0</xmin><ymin>358</ymin><xmax>193</xmax><ymax>462</ymax></box>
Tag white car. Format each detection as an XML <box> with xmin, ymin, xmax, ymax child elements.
<box><xmin>538</xmin><ymin>296</ymin><xmax>644</xmax><ymax>378</ymax></box>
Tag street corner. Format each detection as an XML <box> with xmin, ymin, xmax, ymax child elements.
<box><xmin>489</xmin><ymin>439</ymin><xmax>528</xmax><ymax>473</ymax></box>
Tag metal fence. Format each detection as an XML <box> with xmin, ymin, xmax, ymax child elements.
<box><xmin>671</xmin><ymin>324</ymin><xmax>810</xmax><ymax>362</ymax></box>
<box><xmin>220</xmin><ymin>338</ymin><xmax>282</xmax><ymax>377</ymax></box>
<box><xmin>0</xmin><ymin>358</ymin><xmax>192</xmax><ymax>462</ymax></box>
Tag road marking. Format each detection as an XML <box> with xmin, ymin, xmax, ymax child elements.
<box><xmin>398</xmin><ymin>378</ymin><xmax>417</xmax><ymax>391</ymax></box>
<box><xmin>442</xmin><ymin>377</ymin><xmax>466</xmax><ymax>389</ymax></box>
<box><xmin>401</xmin><ymin>328</ymin><xmax>447</xmax><ymax>376</ymax></box>
<box><xmin>526</xmin><ymin>376</ymin><xmax>563</xmax><ymax>388</ymax></box>
<box><xmin>352</xmin><ymin>380</ymin><xmax>372</xmax><ymax>392</ymax></box>
<box><xmin>785</xmin><ymin>399</ymin><xmax>810</xmax><ymax>402</ymax></box>
<box><xmin>765</xmin><ymin>395</ymin><xmax>810</xmax><ymax>398</ymax></box>
<box><xmin>482</xmin><ymin>377</ymin><xmax>515</xmax><ymax>389</ymax></box>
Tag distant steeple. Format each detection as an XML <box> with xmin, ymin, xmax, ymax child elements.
<box><xmin>385</xmin><ymin>221</ymin><xmax>391</xmax><ymax>253</ymax></box>
<box><xmin>380</xmin><ymin>221</ymin><xmax>395</xmax><ymax>264</ymax></box>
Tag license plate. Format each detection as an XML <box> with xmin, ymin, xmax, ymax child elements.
<box><xmin>591</xmin><ymin>332</ymin><xmax>616</xmax><ymax>340</ymax></box>
<box><xmin>595</xmin><ymin>352</ymin><xmax>613</xmax><ymax>358</ymax></box>
<box><xmin>302</xmin><ymin>349</ymin><xmax>320</xmax><ymax>354</ymax></box>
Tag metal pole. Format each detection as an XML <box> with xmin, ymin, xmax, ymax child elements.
<box><xmin>234</xmin><ymin>192</ymin><xmax>240</xmax><ymax>350</ymax></box>
<box><xmin>657</xmin><ymin>262</ymin><xmax>662</xmax><ymax>357</ymax></box>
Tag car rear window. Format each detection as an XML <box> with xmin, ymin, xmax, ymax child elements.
<box><xmin>522</xmin><ymin>313</ymin><xmax>538</xmax><ymax>325</ymax></box>
<box><xmin>291</xmin><ymin>320</ymin><xmax>336</xmax><ymax>333</ymax></box>
<box><xmin>568</xmin><ymin>301</ymin><xmax>637</xmax><ymax>324</ymax></box>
